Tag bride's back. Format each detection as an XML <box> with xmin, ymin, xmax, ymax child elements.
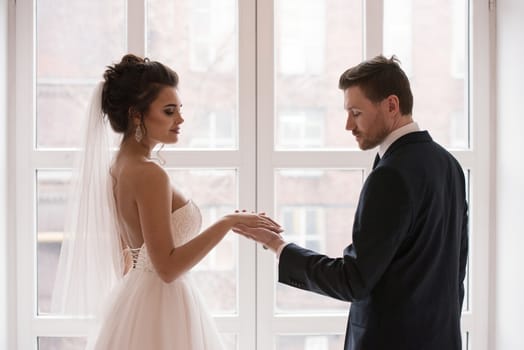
<box><xmin>111</xmin><ymin>155</ymin><xmax>150</xmax><ymax>249</ymax></box>
<box><xmin>111</xmin><ymin>152</ymin><xmax>189</xmax><ymax>249</ymax></box>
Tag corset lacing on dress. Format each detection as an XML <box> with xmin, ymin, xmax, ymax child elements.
<box><xmin>127</xmin><ymin>247</ymin><xmax>154</xmax><ymax>271</ymax></box>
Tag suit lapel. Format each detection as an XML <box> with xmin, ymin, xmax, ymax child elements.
<box><xmin>372</xmin><ymin>153</ymin><xmax>381</xmax><ymax>170</ymax></box>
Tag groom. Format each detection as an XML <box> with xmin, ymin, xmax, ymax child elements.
<box><xmin>235</xmin><ymin>55</ymin><xmax>468</xmax><ymax>350</ymax></box>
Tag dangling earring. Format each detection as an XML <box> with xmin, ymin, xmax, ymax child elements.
<box><xmin>135</xmin><ymin>125</ymin><xmax>143</xmax><ymax>143</ymax></box>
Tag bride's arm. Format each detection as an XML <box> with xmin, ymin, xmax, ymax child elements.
<box><xmin>134</xmin><ymin>163</ymin><xmax>279</xmax><ymax>283</ymax></box>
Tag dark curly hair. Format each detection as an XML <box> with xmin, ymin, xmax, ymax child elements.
<box><xmin>338</xmin><ymin>55</ymin><xmax>413</xmax><ymax>116</ymax></box>
<box><xmin>101</xmin><ymin>54</ymin><xmax>179</xmax><ymax>138</ymax></box>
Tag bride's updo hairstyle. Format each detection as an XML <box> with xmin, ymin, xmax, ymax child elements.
<box><xmin>101</xmin><ymin>54</ymin><xmax>179</xmax><ymax>137</ymax></box>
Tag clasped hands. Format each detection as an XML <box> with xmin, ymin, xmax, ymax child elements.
<box><xmin>231</xmin><ymin>210</ymin><xmax>285</xmax><ymax>252</ymax></box>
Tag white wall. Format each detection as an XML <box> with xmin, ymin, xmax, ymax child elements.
<box><xmin>0</xmin><ymin>0</ymin><xmax>9</xmax><ymax>348</ymax></box>
<box><xmin>495</xmin><ymin>0</ymin><xmax>524</xmax><ymax>349</ymax></box>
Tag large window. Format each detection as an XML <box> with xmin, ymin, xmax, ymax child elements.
<box><xmin>12</xmin><ymin>0</ymin><xmax>490</xmax><ymax>349</ymax></box>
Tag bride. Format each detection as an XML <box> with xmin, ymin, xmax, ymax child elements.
<box><xmin>52</xmin><ymin>54</ymin><xmax>282</xmax><ymax>350</ymax></box>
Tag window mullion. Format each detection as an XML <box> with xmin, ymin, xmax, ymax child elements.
<box><xmin>256</xmin><ymin>0</ymin><xmax>277</xmax><ymax>348</ymax></box>
<box><xmin>363</xmin><ymin>0</ymin><xmax>383</xmax><ymax>58</ymax></box>
<box><xmin>237</xmin><ymin>0</ymin><xmax>257</xmax><ymax>348</ymax></box>
<box><xmin>469</xmin><ymin>0</ymin><xmax>491</xmax><ymax>349</ymax></box>
<box><xmin>127</xmin><ymin>0</ymin><xmax>146</xmax><ymax>56</ymax></box>
<box><xmin>2</xmin><ymin>1</ymin><xmax>15</xmax><ymax>350</ymax></box>
<box><xmin>15</xmin><ymin>0</ymin><xmax>37</xmax><ymax>348</ymax></box>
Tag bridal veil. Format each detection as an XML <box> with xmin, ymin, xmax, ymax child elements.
<box><xmin>51</xmin><ymin>82</ymin><xmax>123</xmax><ymax>317</ymax></box>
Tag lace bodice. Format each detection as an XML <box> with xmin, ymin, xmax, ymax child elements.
<box><xmin>130</xmin><ymin>200</ymin><xmax>202</xmax><ymax>271</ymax></box>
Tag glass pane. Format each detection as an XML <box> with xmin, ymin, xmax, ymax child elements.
<box><xmin>168</xmin><ymin>169</ymin><xmax>238</xmax><ymax>314</ymax></box>
<box><xmin>38</xmin><ymin>337</ymin><xmax>86</xmax><ymax>350</ymax></box>
<box><xmin>37</xmin><ymin>85</ymin><xmax>97</xmax><ymax>148</ymax></box>
<box><xmin>147</xmin><ymin>0</ymin><xmax>238</xmax><ymax>149</ymax></box>
<box><xmin>36</xmin><ymin>0</ymin><xmax>126</xmax><ymax>148</ymax></box>
<box><xmin>275</xmin><ymin>0</ymin><xmax>363</xmax><ymax>150</ymax></box>
<box><xmin>275</xmin><ymin>169</ymin><xmax>363</xmax><ymax>313</ymax></box>
<box><xmin>277</xmin><ymin>334</ymin><xmax>345</xmax><ymax>350</ymax></box>
<box><xmin>37</xmin><ymin>170</ymin><xmax>71</xmax><ymax>315</ymax></box>
<box><xmin>383</xmin><ymin>0</ymin><xmax>469</xmax><ymax>149</ymax></box>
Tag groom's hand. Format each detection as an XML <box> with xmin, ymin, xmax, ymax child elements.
<box><xmin>232</xmin><ymin>224</ymin><xmax>285</xmax><ymax>253</ymax></box>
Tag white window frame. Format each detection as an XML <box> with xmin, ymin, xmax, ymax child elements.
<box><xmin>8</xmin><ymin>0</ymin><xmax>491</xmax><ymax>349</ymax></box>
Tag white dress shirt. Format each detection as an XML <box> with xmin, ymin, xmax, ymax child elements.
<box><xmin>378</xmin><ymin>122</ymin><xmax>420</xmax><ymax>157</ymax></box>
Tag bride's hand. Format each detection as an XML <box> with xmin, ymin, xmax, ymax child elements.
<box><xmin>224</xmin><ymin>212</ymin><xmax>283</xmax><ymax>233</ymax></box>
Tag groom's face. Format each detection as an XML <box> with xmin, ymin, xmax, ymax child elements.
<box><xmin>343</xmin><ymin>86</ymin><xmax>391</xmax><ymax>150</ymax></box>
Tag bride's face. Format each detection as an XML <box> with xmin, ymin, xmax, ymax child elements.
<box><xmin>141</xmin><ymin>86</ymin><xmax>184</xmax><ymax>145</ymax></box>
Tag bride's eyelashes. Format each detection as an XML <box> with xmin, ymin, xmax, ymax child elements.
<box><xmin>163</xmin><ymin>104</ymin><xmax>182</xmax><ymax>117</ymax></box>
<box><xmin>164</xmin><ymin>108</ymin><xmax>176</xmax><ymax>116</ymax></box>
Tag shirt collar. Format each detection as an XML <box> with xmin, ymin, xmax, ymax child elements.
<box><xmin>378</xmin><ymin>122</ymin><xmax>420</xmax><ymax>158</ymax></box>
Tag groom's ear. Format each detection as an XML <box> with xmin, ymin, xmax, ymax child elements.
<box><xmin>383</xmin><ymin>94</ymin><xmax>400</xmax><ymax>116</ymax></box>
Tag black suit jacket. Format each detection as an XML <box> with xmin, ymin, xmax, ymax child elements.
<box><xmin>279</xmin><ymin>131</ymin><xmax>468</xmax><ymax>350</ymax></box>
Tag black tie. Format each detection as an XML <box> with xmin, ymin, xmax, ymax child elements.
<box><xmin>372</xmin><ymin>153</ymin><xmax>380</xmax><ymax>170</ymax></box>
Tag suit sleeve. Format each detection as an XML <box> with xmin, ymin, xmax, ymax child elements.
<box><xmin>278</xmin><ymin>167</ymin><xmax>413</xmax><ymax>302</ymax></box>
<box><xmin>458</xmin><ymin>201</ymin><xmax>469</xmax><ymax>310</ymax></box>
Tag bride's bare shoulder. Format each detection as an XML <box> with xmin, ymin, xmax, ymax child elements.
<box><xmin>113</xmin><ymin>159</ymin><xmax>170</xmax><ymax>190</ymax></box>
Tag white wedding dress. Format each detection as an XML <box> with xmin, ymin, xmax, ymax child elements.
<box><xmin>88</xmin><ymin>200</ymin><xmax>225</xmax><ymax>350</ymax></box>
